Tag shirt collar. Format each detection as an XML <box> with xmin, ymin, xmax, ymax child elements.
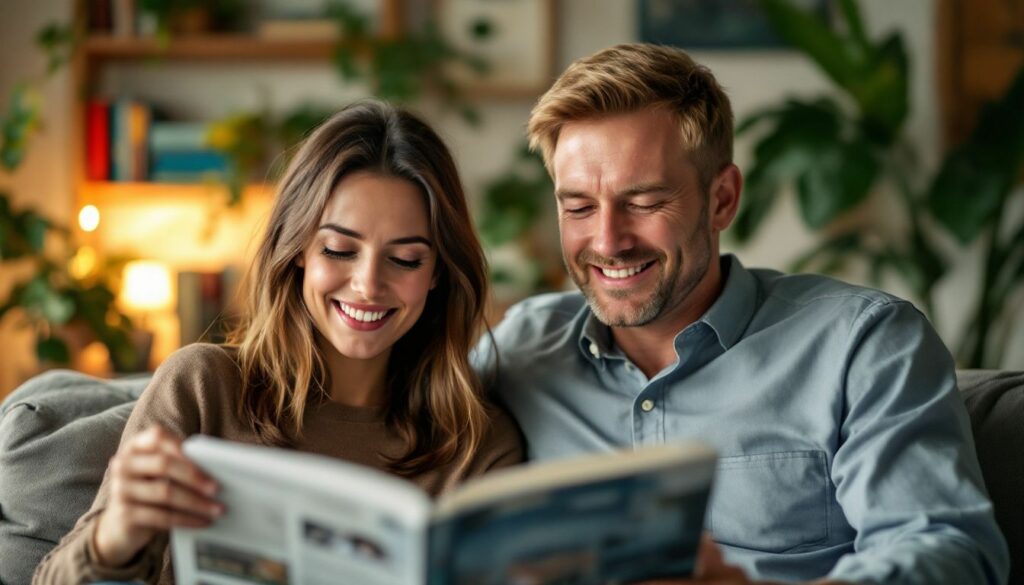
<box><xmin>577</xmin><ymin>254</ymin><xmax>760</xmax><ymax>361</ymax></box>
<box><xmin>700</xmin><ymin>254</ymin><xmax>759</xmax><ymax>350</ymax></box>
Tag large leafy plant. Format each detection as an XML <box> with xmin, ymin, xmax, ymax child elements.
<box><xmin>0</xmin><ymin>25</ymin><xmax>137</xmax><ymax>370</ymax></box>
<box><xmin>734</xmin><ymin>0</ymin><xmax>1024</xmax><ymax>367</ymax></box>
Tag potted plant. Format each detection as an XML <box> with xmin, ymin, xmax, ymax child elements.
<box><xmin>733</xmin><ymin>0</ymin><xmax>1024</xmax><ymax>368</ymax></box>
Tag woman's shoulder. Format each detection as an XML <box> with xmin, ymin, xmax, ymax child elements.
<box><xmin>476</xmin><ymin>402</ymin><xmax>524</xmax><ymax>469</ymax></box>
<box><xmin>135</xmin><ymin>344</ymin><xmax>245</xmax><ymax>431</ymax></box>
<box><xmin>159</xmin><ymin>342</ymin><xmax>240</xmax><ymax>376</ymax></box>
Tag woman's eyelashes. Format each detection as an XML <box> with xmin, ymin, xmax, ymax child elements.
<box><xmin>321</xmin><ymin>247</ymin><xmax>424</xmax><ymax>270</ymax></box>
<box><xmin>321</xmin><ymin>247</ymin><xmax>355</xmax><ymax>259</ymax></box>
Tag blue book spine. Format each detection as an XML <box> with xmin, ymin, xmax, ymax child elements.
<box><xmin>149</xmin><ymin>122</ymin><xmax>210</xmax><ymax>151</ymax></box>
<box><xmin>150</xmin><ymin>150</ymin><xmax>229</xmax><ymax>174</ymax></box>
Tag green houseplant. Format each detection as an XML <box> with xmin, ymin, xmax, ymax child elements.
<box><xmin>734</xmin><ymin>0</ymin><xmax>1024</xmax><ymax>368</ymax></box>
<box><xmin>0</xmin><ymin>25</ymin><xmax>137</xmax><ymax>371</ymax></box>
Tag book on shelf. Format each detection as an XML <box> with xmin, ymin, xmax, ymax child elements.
<box><xmin>177</xmin><ymin>269</ymin><xmax>240</xmax><ymax>346</ymax></box>
<box><xmin>150</xmin><ymin>122</ymin><xmax>210</xmax><ymax>152</ymax></box>
<box><xmin>85</xmin><ymin>100</ymin><xmax>111</xmax><ymax>181</ymax></box>
<box><xmin>171</xmin><ymin>436</ymin><xmax>716</xmax><ymax>585</ymax></box>
<box><xmin>109</xmin><ymin>98</ymin><xmax>149</xmax><ymax>182</ymax></box>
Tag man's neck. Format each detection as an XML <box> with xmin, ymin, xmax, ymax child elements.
<box><xmin>611</xmin><ymin>257</ymin><xmax>725</xmax><ymax>378</ymax></box>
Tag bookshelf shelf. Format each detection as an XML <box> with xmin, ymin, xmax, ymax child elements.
<box><xmin>79</xmin><ymin>181</ymin><xmax>275</xmax><ymax>207</ymax></box>
<box><xmin>81</xmin><ymin>35</ymin><xmax>340</xmax><ymax>62</ymax></box>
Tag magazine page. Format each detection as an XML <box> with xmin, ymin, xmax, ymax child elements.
<box><xmin>427</xmin><ymin>442</ymin><xmax>715</xmax><ymax>585</ymax></box>
<box><xmin>171</xmin><ymin>436</ymin><xmax>433</xmax><ymax>585</ymax></box>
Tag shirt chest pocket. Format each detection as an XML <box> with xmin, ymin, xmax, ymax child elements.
<box><xmin>708</xmin><ymin>450</ymin><xmax>830</xmax><ymax>554</ymax></box>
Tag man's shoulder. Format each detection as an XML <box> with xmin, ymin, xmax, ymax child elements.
<box><xmin>503</xmin><ymin>290</ymin><xmax>587</xmax><ymax>320</ymax></box>
<box><xmin>749</xmin><ymin>266</ymin><xmax>907</xmax><ymax>314</ymax></box>
<box><xmin>490</xmin><ymin>291</ymin><xmax>587</xmax><ymax>354</ymax></box>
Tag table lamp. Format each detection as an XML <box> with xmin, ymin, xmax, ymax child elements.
<box><xmin>119</xmin><ymin>260</ymin><xmax>173</xmax><ymax>371</ymax></box>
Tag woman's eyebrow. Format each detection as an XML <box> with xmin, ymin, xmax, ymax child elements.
<box><xmin>319</xmin><ymin>224</ymin><xmax>432</xmax><ymax>247</ymax></box>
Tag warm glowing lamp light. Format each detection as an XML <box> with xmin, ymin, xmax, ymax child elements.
<box><xmin>69</xmin><ymin>246</ymin><xmax>98</xmax><ymax>279</ymax></box>
<box><xmin>79</xmin><ymin>205</ymin><xmax>100</xmax><ymax>232</ymax></box>
<box><xmin>120</xmin><ymin>260</ymin><xmax>173</xmax><ymax>313</ymax></box>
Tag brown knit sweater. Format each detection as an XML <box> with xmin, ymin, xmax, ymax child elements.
<box><xmin>32</xmin><ymin>343</ymin><xmax>523</xmax><ymax>584</ymax></box>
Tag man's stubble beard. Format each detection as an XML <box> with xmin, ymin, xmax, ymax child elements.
<box><xmin>567</xmin><ymin>215</ymin><xmax>712</xmax><ymax>328</ymax></box>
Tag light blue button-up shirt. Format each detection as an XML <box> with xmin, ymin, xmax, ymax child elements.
<box><xmin>474</xmin><ymin>255</ymin><xmax>1009</xmax><ymax>584</ymax></box>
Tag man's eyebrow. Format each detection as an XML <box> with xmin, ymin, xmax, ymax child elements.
<box><xmin>619</xmin><ymin>183</ymin><xmax>673</xmax><ymax>197</ymax></box>
<box><xmin>319</xmin><ymin>224</ymin><xmax>432</xmax><ymax>247</ymax></box>
<box><xmin>555</xmin><ymin>189</ymin><xmax>589</xmax><ymax>201</ymax></box>
<box><xmin>554</xmin><ymin>183</ymin><xmax>673</xmax><ymax>201</ymax></box>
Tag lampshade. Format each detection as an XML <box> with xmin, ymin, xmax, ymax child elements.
<box><xmin>120</xmin><ymin>260</ymin><xmax>173</xmax><ymax>313</ymax></box>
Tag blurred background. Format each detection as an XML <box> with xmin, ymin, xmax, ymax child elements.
<box><xmin>1</xmin><ymin>0</ymin><xmax>1022</xmax><ymax>398</ymax></box>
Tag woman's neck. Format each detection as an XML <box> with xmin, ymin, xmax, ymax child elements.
<box><xmin>319</xmin><ymin>342</ymin><xmax>390</xmax><ymax>408</ymax></box>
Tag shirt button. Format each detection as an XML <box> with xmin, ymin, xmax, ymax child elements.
<box><xmin>588</xmin><ymin>342</ymin><xmax>600</xmax><ymax>358</ymax></box>
<box><xmin>640</xmin><ymin>399</ymin><xmax>655</xmax><ymax>412</ymax></box>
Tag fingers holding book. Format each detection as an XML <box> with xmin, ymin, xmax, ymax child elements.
<box><xmin>93</xmin><ymin>425</ymin><xmax>224</xmax><ymax>568</ymax></box>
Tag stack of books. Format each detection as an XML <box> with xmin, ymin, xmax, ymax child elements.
<box><xmin>85</xmin><ymin>100</ymin><xmax>228</xmax><ymax>183</ymax></box>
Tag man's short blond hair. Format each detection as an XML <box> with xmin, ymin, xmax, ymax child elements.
<box><xmin>528</xmin><ymin>43</ymin><xmax>733</xmax><ymax>188</ymax></box>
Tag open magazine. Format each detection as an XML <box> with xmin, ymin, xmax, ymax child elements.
<box><xmin>171</xmin><ymin>435</ymin><xmax>716</xmax><ymax>585</ymax></box>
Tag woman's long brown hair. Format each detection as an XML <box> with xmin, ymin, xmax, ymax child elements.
<box><xmin>227</xmin><ymin>101</ymin><xmax>490</xmax><ymax>476</ymax></box>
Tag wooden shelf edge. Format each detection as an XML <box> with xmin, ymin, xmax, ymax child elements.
<box><xmin>78</xmin><ymin>181</ymin><xmax>275</xmax><ymax>207</ymax></box>
<box><xmin>81</xmin><ymin>35</ymin><xmax>341</xmax><ymax>61</ymax></box>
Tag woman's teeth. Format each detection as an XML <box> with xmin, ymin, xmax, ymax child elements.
<box><xmin>339</xmin><ymin>302</ymin><xmax>388</xmax><ymax>322</ymax></box>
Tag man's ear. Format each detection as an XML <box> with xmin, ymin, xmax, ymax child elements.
<box><xmin>709</xmin><ymin>163</ymin><xmax>743</xmax><ymax>233</ymax></box>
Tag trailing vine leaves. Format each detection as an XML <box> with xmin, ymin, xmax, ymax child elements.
<box><xmin>327</xmin><ymin>0</ymin><xmax>488</xmax><ymax>125</ymax></box>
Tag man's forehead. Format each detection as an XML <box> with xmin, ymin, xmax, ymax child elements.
<box><xmin>553</xmin><ymin>114</ymin><xmax>692</xmax><ymax>193</ymax></box>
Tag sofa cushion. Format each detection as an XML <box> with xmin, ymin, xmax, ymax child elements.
<box><xmin>957</xmin><ymin>369</ymin><xmax>1024</xmax><ymax>585</ymax></box>
<box><xmin>0</xmin><ymin>369</ymin><xmax>1020</xmax><ymax>584</ymax></box>
<box><xmin>0</xmin><ymin>370</ymin><xmax>148</xmax><ymax>585</ymax></box>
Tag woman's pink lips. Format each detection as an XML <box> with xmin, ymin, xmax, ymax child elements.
<box><xmin>332</xmin><ymin>300</ymin><xmax>395</xmax><ymax>331</ymax></box>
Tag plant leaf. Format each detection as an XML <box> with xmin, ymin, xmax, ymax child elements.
<box><xmin>36</xmin><ymin>335</ymin><xmax>70</xmax><ymax>363</ymax></box>
<box><xmin>927</xmin><ymin>146</ymin><xmax>1011</xmax><ymax>243</ymax></box>
<box><xmin>1</xmin><ymin>85</ymin><xmax>43</xmax><ymax>171</ymax></box>
<box><xmin>759</xmin><ymin>0</ymin><xmax>863</xmax><ymax>90</ymax></box>
<box><xmin>730</xmin><ymin>165</ymin><xmax>779</xmax><ymax>243</ymax></box>
<box><xmin>20</xmin><ymin>275</ymin><xmax>76</xmax><ymax>324</ymax></box>
<box><xmin>795</xmin><ymin>139</ymin><xmax>879</xmax><ymax>228</ymax></box>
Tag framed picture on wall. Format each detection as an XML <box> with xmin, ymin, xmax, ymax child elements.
<box><xmin>638</xmin><ymin>0</ymin><xmax>828</xmax><ymax>49</ymax></box>
<box><xmin>435</xmin><ymin>0</ymin><xmax>557</xmax><ymax>97</ymax></box>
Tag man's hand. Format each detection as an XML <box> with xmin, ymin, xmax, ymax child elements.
<box><xmin>634</xmin><ymin>536</ymin><xmax>756</xmax><ymax>585</ymax></box>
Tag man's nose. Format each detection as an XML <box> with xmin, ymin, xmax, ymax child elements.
<box><xmin>591</xmin><ymin>207</ymin><xmax>634</xmax><ymax>259</ymax></box>
<box><xmin>350</xmin><ymin>256</ymin><xmax>383</xmax><ymax>299</ymax></box>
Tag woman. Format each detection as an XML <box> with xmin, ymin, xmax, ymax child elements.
<box><xmin>33</xmin><ymin>102</ymin><xmax>522</xmax><ymax>584</ymax></box>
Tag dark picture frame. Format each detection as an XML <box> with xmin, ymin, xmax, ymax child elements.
<box><xmin>638</xmin><ymin>0</ymin><xmax>829</xmax><ymax>49</ymax></box>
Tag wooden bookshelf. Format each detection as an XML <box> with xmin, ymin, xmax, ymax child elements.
<box><xmin>78</xmin><ymin>181</ymin><xmax>274</xmax><ymax>207</ymax></box>
<box><xmin>80</xmin><ymin>35</ymin><xmax>340</xmax><ymax>62</ymax></box>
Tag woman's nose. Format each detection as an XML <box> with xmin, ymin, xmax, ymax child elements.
<box><xmin>350</xmin><ymin>256</ymin><xmax>383</xmax><ymax>299</ymax></box>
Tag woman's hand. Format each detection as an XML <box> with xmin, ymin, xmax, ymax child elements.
<box><xmin>92</xmin><ymin>426</ymin><xmax>224</xmax><ymax>568</ymax></box>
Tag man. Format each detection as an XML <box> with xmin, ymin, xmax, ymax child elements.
<box><xmin>474</xmin><ymin>44</ymin><xmax>1009</xmax><ymax>584</ymax></box>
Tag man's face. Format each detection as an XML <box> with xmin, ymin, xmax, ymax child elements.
<box><xmin>552</xmin><ymin>108</ymin><xmax>723</xmax><ymax>328</ymax></box>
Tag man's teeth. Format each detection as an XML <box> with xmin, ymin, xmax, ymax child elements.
<box><xmin>339</xmin><ymin>303</ymin><xmax>388</xmax><ymax>322</ymax></box>
<box><xmin>601</xmin><ymin>264</ymin><xmax>647</xmax><ymax>279</ymax></box>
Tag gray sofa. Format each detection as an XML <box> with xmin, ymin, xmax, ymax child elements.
<box><xmin>1</xmin><ymin>369</ymin><xmax>1022</xmax><ymax>585</ymax></box>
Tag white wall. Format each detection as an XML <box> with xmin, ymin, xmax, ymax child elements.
<box><xmin>1</xmin><ymin>0</ymin><xmax>1021</xmax><ymax>385</ymax></box>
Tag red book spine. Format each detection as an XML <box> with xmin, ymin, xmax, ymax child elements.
<box><xmin>86</xmin><ymin>101</ymin><xmax>110</xmax><ymax>181</ymax></box>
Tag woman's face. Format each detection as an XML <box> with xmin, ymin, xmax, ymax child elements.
<box><xmin>299</xmin><ymin>171</ymin><xmax>437</xmax><ymax>362</ymax></box>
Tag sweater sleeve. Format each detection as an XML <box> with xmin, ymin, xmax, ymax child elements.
<box><xmin>32</xmin><ymin>344</ymin><xmax>242</xmax><ymax>585</ymax></box>
<box><xmin>474</xmin><ymin>405</ymin><xmax>525</xmax><ymax>474</ymax></box>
